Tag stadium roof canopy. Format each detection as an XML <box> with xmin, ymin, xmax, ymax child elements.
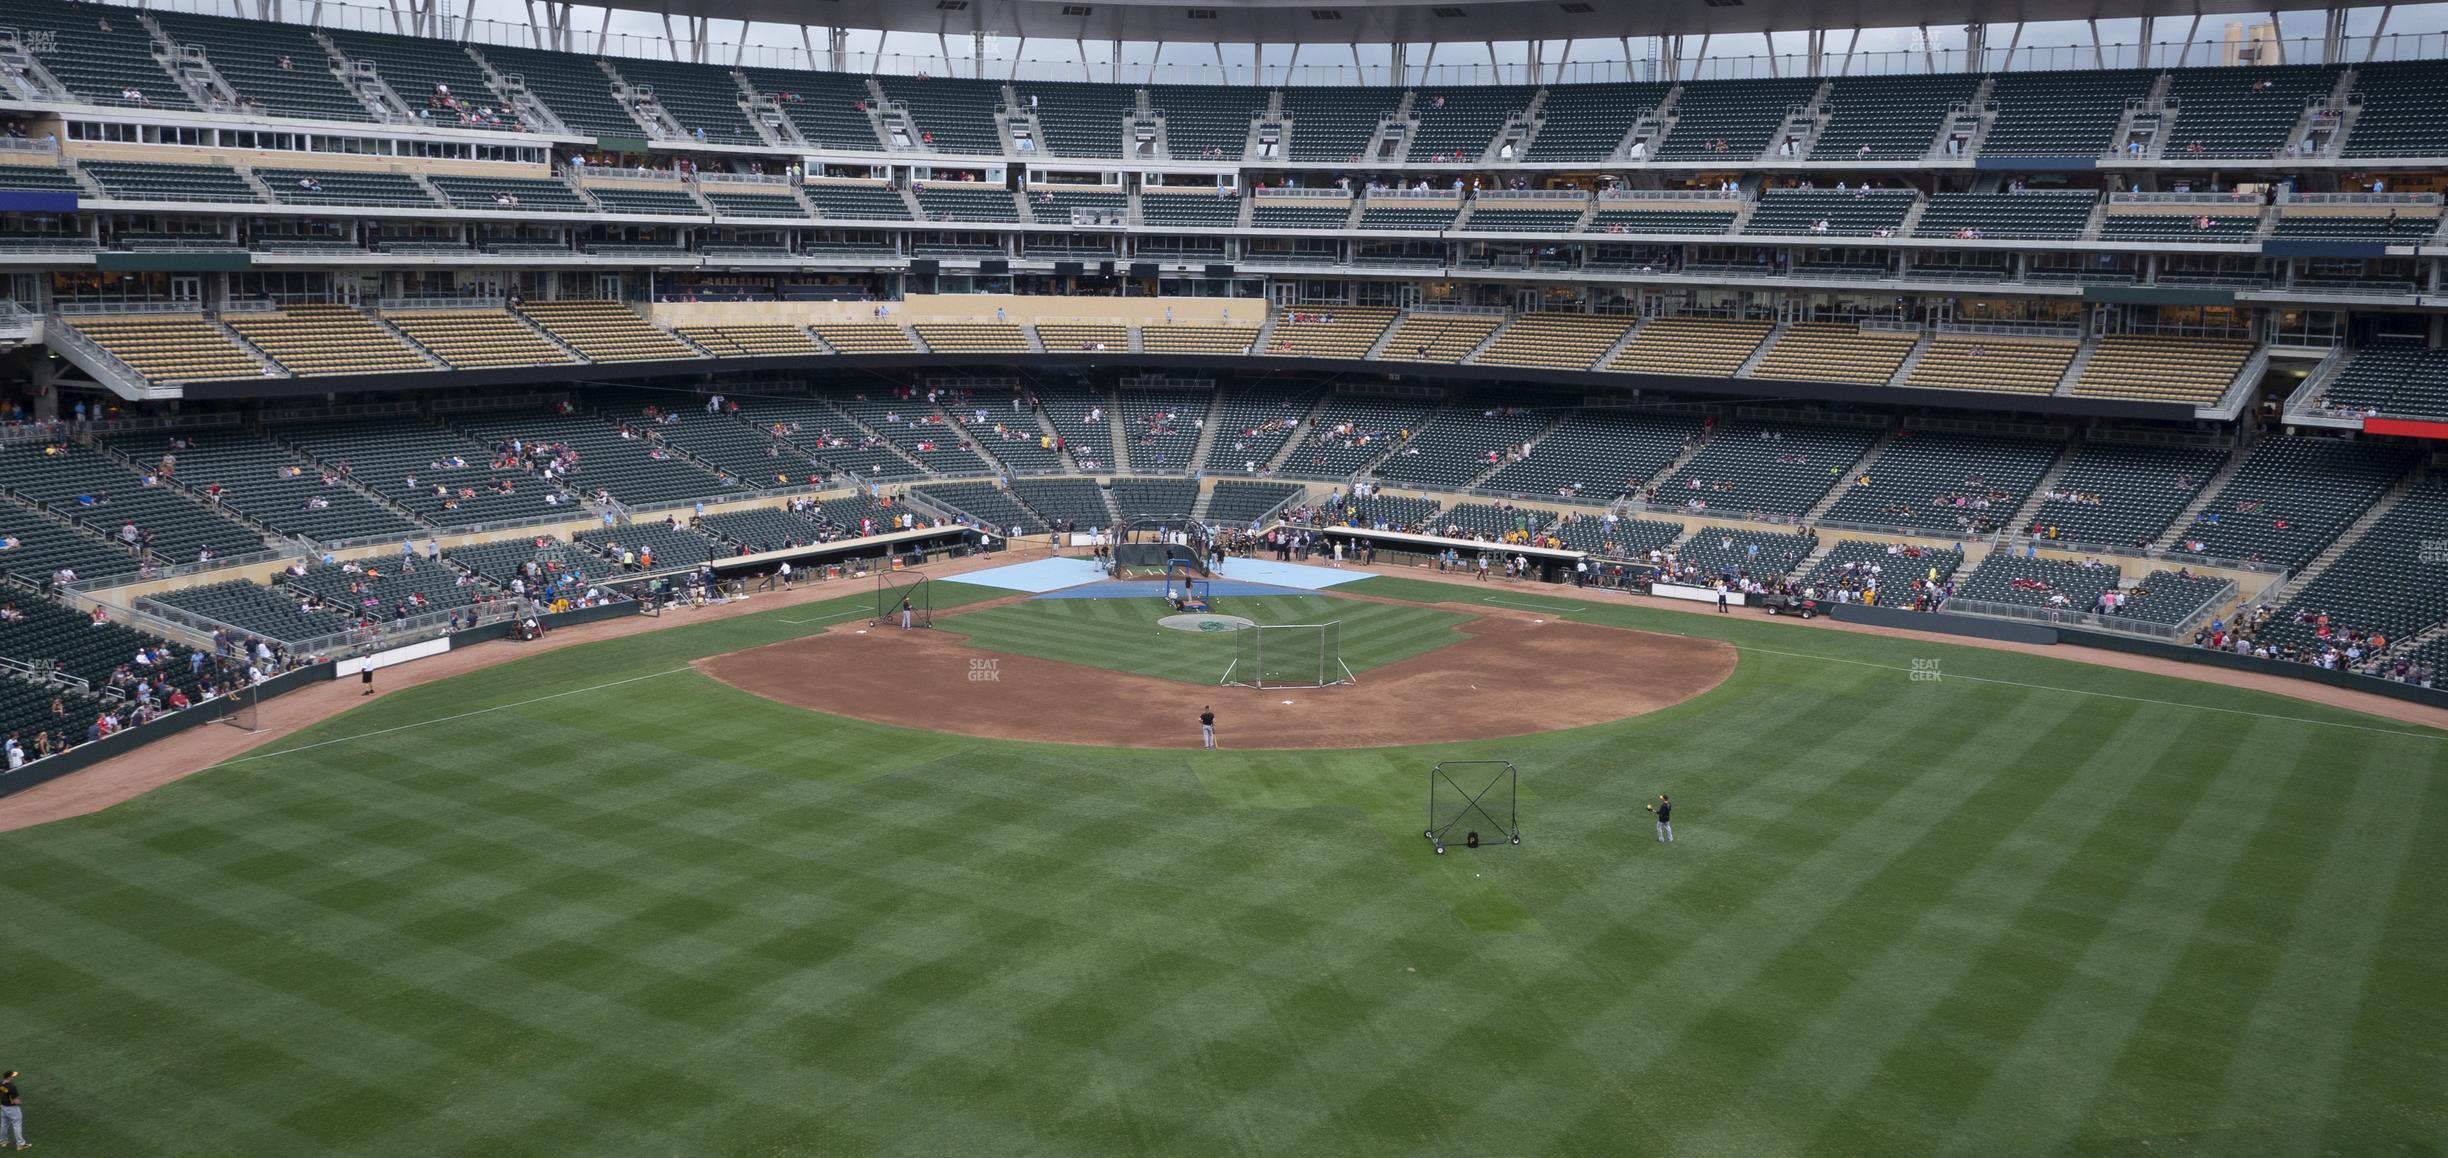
<box><xmin>640</xmin><ymin>0</ymin><xmax>2356</xmax><ymax>49</ymax></box>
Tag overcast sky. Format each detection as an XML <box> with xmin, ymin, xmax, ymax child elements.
<box><xmin>123</xmin><ymin>0</ymin><xmax>2448</xmax><ymax>83</ymax></box>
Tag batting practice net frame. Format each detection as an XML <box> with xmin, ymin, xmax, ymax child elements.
<box><xmin>871</xmin><ymin>570</ymin><xmax>934</xmax><ymax>628</ymax></box>
<box><xmin>1426</xmin><ymin>760</ymin><xmax>1520</xmax><ymax>853</ymax></box>
<box><xmin>1220</xmin><ymin>621</ymin><xmax>1354</xmax><ymax>689</ymax></box>
<box><xmin>216</xmin><ymin>659</ymin><xmax>260</xmax><ymax>733</ymax></box>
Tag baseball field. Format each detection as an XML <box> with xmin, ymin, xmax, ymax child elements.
<box><xmin>0</xmin><ymin>572</ymin><xmax>2440</xmax><ymax>1156</ymax></box>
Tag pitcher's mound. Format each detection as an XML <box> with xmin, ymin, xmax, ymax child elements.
<box><xmin>696</xmin><ymin>613</ymin><xmax>1734</xmax><ymax>750</ymax></box>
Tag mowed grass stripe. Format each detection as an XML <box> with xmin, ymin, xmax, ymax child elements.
<box><xmin>948</xmin><ymin>593</ymin><xmax>1474</xmax><ymax>684</ymax></box>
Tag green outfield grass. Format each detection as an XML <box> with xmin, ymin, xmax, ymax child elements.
<box><xmin>0</xmin><ymin>575</ymin><xmax>2441</xmax><ymax>1156</ymax></box>
<box><xmin>945</xmin><ymin>592</ymin><xmax>1474</xmax><ymax>683</ymax></box>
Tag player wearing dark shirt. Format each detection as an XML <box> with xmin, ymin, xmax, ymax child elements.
<box><xmin>2</xmin><ymin>1068</ymin><xmax>28</xmax><ymax>1150</ymax></box>
<box><xmin>1647</xmin><ymin>793</ymin><xmax>1673</xmax><ymax>842</ymax></box>
<box><xmin>1200</xmin><ymin>706</ymin><xmax>1216</xmax><ymax>751</ymax></box>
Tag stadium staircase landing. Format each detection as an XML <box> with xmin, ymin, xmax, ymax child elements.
<box><xmin>2149</xmin><ymin>448</ymin><xmax>2254</xmax><ymax>552</ymax></box>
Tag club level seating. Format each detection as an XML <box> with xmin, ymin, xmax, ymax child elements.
<box><xmin>589</xmin><ymin>391</ymin><xmax>819</xmax><ymax>489</ymax></box>
<box><xmin>1356</xmin><ymin>205</ymin><xmax>1459</xmax><ymax>230</ymax></box>
<box><xmin>1008</xmin><ymin>478</ymin><xmax>1110</xmax><ymax>528</ymax></box>
<box><xmin>80</xmin><ymin>162</ymin><xmax>257</xmax><ymax>204</ymax></box>
<box><xmin>1104</xmin><ymin>389</ymin><xmax>1197</xmax><ymax>474</ymax></box>
<box><xmin>739</xmin><ymin>68</ymin><xmax>883</xmax><ymax>151</ymax></box>
<box><xmin>804</xmin><ymin>183</ymin><xmax>912</xmax><ymax>221</ymax></box>
<box><xmin>1205</xmin><ymin>480</ymin><xmax>1303</xmax><ymax>523</ymax></box>
<box><xmin>914</xmin><ymin>186</ymin><xmax>1020</xmax><ymax>223</ymax></box>
<box><xmin>1373</xmin><ymin>406</ymin><xmax>1552</xmax><ymax>488</ymax></box>
<box><xmin>1955</xmin><ymin>555</ymin><xmax>2123</xmax><ymax>609</ymax></box>
<box><xmin>2072</xmin><ymin>335</ymin><xmax>2254</xmax><ymax>405</ymax></box>
<box><xmin>1820</xmin><ymin>431</ymin><xmax>2060</xmax><ymax>535</ymax></box>
<box><xmin>1913</xmin><ymin>192</ymin><xmax>2098</xmax><ymax>239</ymax></box>
<box><xmin>1033</xmin><ymin>324</ymin><xmax>1129</xmax><ymax>352</ymax></box>
<box><xmin>1607</xmin><ymin>317</ymin><xmax>1773</xmax><ymax>378</ymax></box>
<box><xmin>1462</xmin><ymin>207</ymin><xmax>1584</xmax><ymax>232</ymax></box>
<box><xmin>611</xmin><ymin>57</ymin><xmax>761</xmax><ymax>145</ymax></box>
<box><xmin>477</xmin><ymin>44</ymin><xmax>637</xmax><ymax>138</ymax></box>
<box><xmin>1262</xmin><ymin>307</ymin><xmax>1395</xmax><ymax>359</ymax></box>
<box><xmin>1672</xmin><ymin>528</ymin><xmax>1818</xmax><ymax>579</ymax></box>
<box><xmin>915</xmin><ymin>482</ymin><xmax>1044</xmax><ymax>534</ymax></box>
<box><xmin>2098</xmin><ymin>213</ymin><xmax>2260</xmax><ymax>242</ymax></box>
<box><xmin>1380</xmin><ymin>313</ymin><xmax>1501</xmax><ymax>363</ymax></box>
<box><xmin>1981</xmin><ymin>69</ymin><xmax>2156</xmax><ymax>156</ymax></box>
<box><xmin>2340</xmin><ymin>60</ymin><xmax>2448</xmax><ymax>158</ymax></box>
<box><xmin>2258</xmin><ymin>479</ymin><xmax>2448</xmax><ymax>652</ymax></box>
<box><xmin>876</xmin><ymin>75</ymin><xmax>1004</xmax><ymax>155</ymax></box>
<box><xmin>1017</xmin><ymin>79</ymin><xmax>1134</xmax><ymax>158</ymax></box>
<box><xmin>2269</xmin><ymin>212</ymin><xmax>2436</xmax><ymax>239</ymax></box>
<box><xmin>0</xmin><ymin>165</ymin><xmax>82</xmax><ymax>193</ymax></box>
<box><xmin>2024</xmin><ymin>441</ymin><xmax>2228</xmax><ymax>549</ymax></box>
<box><xmin>1477</xmin><ymin>410</ymin><xmax>1695</xmax><ymax>503</ymax></box>
<box><xmin>150</xmin><ymin>10</ymin><xmax>368</xmax><ymax>122</ymax></box>
<box><xmin>1201</xmin><ymin>384</ymin><xmax>1316</xmax><ymax>474</ymax></box>
<box><xmin>2172</xmin><ymin>436</ymin><xmax>2417</xmax><ymax>569</ymax></box>
<box><xmin>587</xmin><ymin>186</ymin><xmax>707</xmax><ymax>215</ymax></box>
<box><xmin>384</xmin><ymin>309</ymin><xmax>575</xmax><ymax>369</ymax></box>
<box><xmin>257</xmin><ymin>168</ymin><xmax>438</xmax><ymax>208</ymax></box>
<box><xmin>1474</xmin><ymin>313</ymin><xmax>1634</xmax><ymax>371</ymax></box>
<box><xmin>704</xmin><ymin>189</ymin><xmax>810</xmax><ymax>218</ymax></box>
<box><xmin>1585</xmin><ymin>207</ymin><xmax>1738</xmax><ymax>235</ymax></box>
<box><xmin>1145</xmin><ymin>84</ymin><xmax>1257</xmax><ymax>159</ymax></box>
<box><xmin>575</xmin><ymin>521</ymin><xmax>721</xmax><ymax>569</ymax></box>
<box><xmin>457</xmin><ymin>410</ymin><xmax>742</xmax><ymax>507</ymax></box>
<box><xmin>910</xmin><ymin>323</ymin><xmax>1029</xmax><ymax>353</ymax></box>
<box><xmin>1139</xmin><ymin>324</ymin><xmax>1256</xmax><ymax>355</ymax></box>
<box><xmin>515</xmin><ymin>299</ymin><xmax>696</xmax><ymax>363</ymax></box>
<box><xmin>674</xmin><ymin>324</ymin><xmax>822</xmax><ymax>357</ymax></box>
<box><xmin>1656</xmin><ymin>421</ymin><xmax>1880</xmax><ymax>518</ymax></box>
<box><xmin>144</xmin><ymin>580</ymin><xmax>351</xmax><ymax>645</ymax></box>
<box><xmin>7</xmin><ymin>0</ymin><xmax>191</xmax><ymax>110</ymax></box>
<box><xmin>2161</xmin><ymin>65</ymin><xmax>2335</xmax><ymax>158</ymax></box>
<box><xmin>1812</xmin><ymin>75</ymin><xmax>1980</xmax><ymax>159</ymax></box>
<box><xmin>809</xmin><ymin>323</ymin><xmax>915</xmax><ymax>353</ymax></box>
<box><xmin>1800</xmin><ymin>540</ymin><xmax>1964</xmax><ymax>599</ymax></box>
<box><xmin>1138</xmin><ymin>191</ymin><xmax>1242</xmax><ymax>227</ymax></box>
<box><xmin>1251</xmin><ymin>203</ymin><xmax>1352</xmax><ymax>229</ymax></box>
<box><xmin>1747</xmin><ymin>189</ymin><xmax>1917</xmax><ymax>236</ymax></box>
<box><xmin>1026</xmin><ymin>189</ymin><xmax>1125</xmax><ymax>223</ymax></box>
<box><xmin>322</xmin><ymin>28</ymin><xmax>505</xmax><ymax>127</ymax></box>
<box><xmin>1655</xmin><ymin>77</ymin><xmax>1821</xmax><ymax>160</ymax></box>
<box><xmin>428</xmin><ymin>174</ymin><xmax>588</xmax><ymax>212</ymax></box>
<box><xmin>65</xmin><ymin>314</ymin><xmax>262</xmax><ymax>383</ymax></box>
<box><xmin>1752</xmin><ymin>323</ymin><xmax>1918</xmax><ymax>386</ymax></box>
<box><xmin>223</xmin><ymin>305</ymin><xmax>431</xmax><ymax>376</ymax></box>
<box><xmin>1905</xmin><ymin>335</ymin><xmax>2076</xmax><ymax>394</ymax></box>
<box><xmin>1286</xmin><ymin>397</ymin><xmax>1436</xmax><ymax>479</ymax></box>
<box><xmin>1526</xmin><ymin>82</ymin><xmax>1670</xmax><ymax>161</ymax></box>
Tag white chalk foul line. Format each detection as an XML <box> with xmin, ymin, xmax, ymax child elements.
<box><xmin>212</xmin><ymin>667</ymin><xmax>696</xmax><ymax>769</ymax></box>
<box><xmin>779</xmin><ymin>608</ymin><xmax>869</xmax><ymax>626</ymax></box>
<box><xmin>1483</xmin><ymin>597</ymin><xmax>1574</xmax><ymax>614</ymax></box>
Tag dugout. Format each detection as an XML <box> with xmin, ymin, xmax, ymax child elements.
<box><xmin>630</xmin><ymin>524</ymin><xmax>985</xmax><ymax>588</ymax></box>
<box><xmin>1313</xmin><ymin>526</ymin><xmax>1585</xmax><ymax>583</ymax></box>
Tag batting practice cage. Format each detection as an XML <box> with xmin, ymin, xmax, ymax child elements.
<box><xmin>871</xmin><ymin>570</ymin><xmax>934</xmax><ymax>628</ymax></box>
<box><xmin>1220</xmin><ymin>621</ymin><xmax>1355</xmax><ymax>688</ymax></box>
<box><xmin>1111</xmin><ymin>514</ymin><xmax>1211</xmax><ymax>578</ymax></box>
<box><xmin>1165</xmin><ymin>560</ymin><xmax>1212</xmax><ymax>612</ymax></box>
<box><xmin>1425</xmin><ymin>760</ymin><xmax>1520</xmax><ymax>853</ymax></box>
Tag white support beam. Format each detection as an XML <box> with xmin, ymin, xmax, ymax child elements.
<box><xmin>1918</xmin><ymin>24</ymin><xmax>1935</xmax><ymax>73</ymax></box>
<box><xmin>2177</xmin><ymin>13</ymin><xmax>2202</xmax><ymax>66</ymax></box>
<box><xmin>1553</xmin><ymin>37</ymin><xmax>1571</xmax><ymax>85</ymax></box>
<box><xmin>1214</xmin><ymin>41</ymin><xmax>1228</xmax><ymax>86</ymax></box>
<box><xmin>1692</xmin><ymin>32</ymin><xmax>1710</xmax><ymax>81</ymax></box>
<box><xmin>732</xmin><ymin>21</ymin><xmax>747</xmax><ymax>67</ymax></box>
<box><xmin>2137</xmin><ymin>16</ymin><xmax>2154</xmax><ymax>67</ymax></box>
<box><xmin>1999</xmin><ymin>21</ymin><xmax>2023</xmax><ymax>71</ymax></box>
<box><xmin>2365</xmin><ymin>5</ymin><xmax>2393</xmax><ymax>62</ymax></box>
<box><xmin>1764</xmin><ymin>32</ymin><xmax>1778</xmax><ymax>78</ymax></box>
<box><xmin>2089</xmin><ymin>18</ymin><xmax>2106</xmax><ymax>70</ymax></box>
<box><xmin>2268</xmin><ymin>10</ymin><xmax>2286</xmax><ymax>64</ymax></box>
